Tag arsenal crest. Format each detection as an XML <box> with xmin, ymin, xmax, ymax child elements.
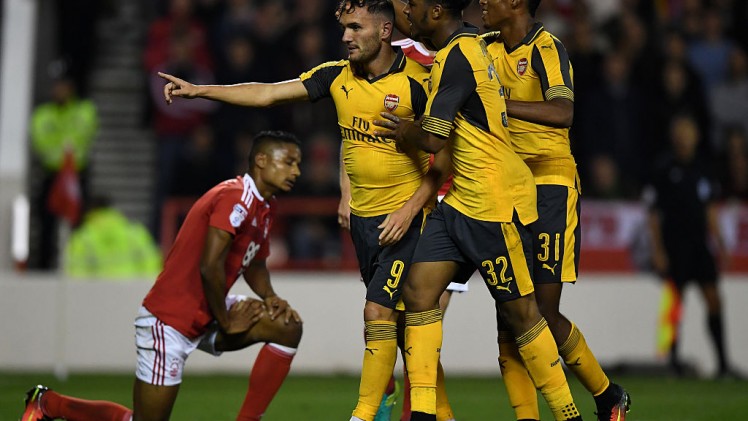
<box><xmin>517</xmin><ymin>58</ymin><xmax>528</xmax><ymax>76</ymax></box>
<box><xmin>384</xmin><ymin>94</ymin><xmax>400</xmax><ymax>112</ymax></box>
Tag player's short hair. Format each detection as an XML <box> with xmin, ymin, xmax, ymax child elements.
<box><xmin>336</xmin><ymin>0</ymin><xmax>395</xmax><ymax>22</ymax></box>
<box><xmin>427</xmin><ymin>0</ymin><xmax>472</xmax><ymax>17</ymax></box>
<box><xmin>528</xmin><ymin>0</ymin><xmax>541</xmax><ymax>17</ymax></box>
<box><xmin>248</xmin><ymin>130</ymin><xmax>302</xmax><ymax>169</ymax></box>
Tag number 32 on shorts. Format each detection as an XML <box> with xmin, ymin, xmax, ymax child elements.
<box><xmin>482</xmin><ymin>257</ymin><xmax>513</xmax><ymax>293</ymax></box>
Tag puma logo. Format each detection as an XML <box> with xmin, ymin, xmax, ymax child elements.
<box><xmin>495</xmin><ymin>281</ymin><xmax>512</xmax><ymax>294</ymax></box>
<box><xmin>383</xmin><ymin>285</ymin><xmax>397</xmax><ymax>300</ymax></box>
<box><xmin>499</xmin><ymin>358</ymin><xmax>507</xmax><ymax>370</ymax></box>
<box><xmin>403</xmin><ymin>346</ymin><xmax>412</xmax><ymax>356</ymax></box>
<box><xmin>341</xmin><ymin>85</ymin><xmax>353</xmax><ymax>98</ymax></box>
<box><xmin>567</xmin><ymin>357</ymin><xmax>581</xmax><ymax>367</ymax></box>
<box><xmin>433</xmin><ymin>58</ymin><xmax>443</xmax><ymax>67</ymax></box>
<box><xmin>365</xmin><ymin>347</ymin><xmax>378</xmax><ymax>355</ymax></box>
<box><xmin>542</xmin><ymin>263</ymin><xmax>558</xmax><ymax>275</ymax></box>
<box><xmin>541</xmin><ymin>44</ymin><xmax>553</xmax><ymax>50</ymax></box>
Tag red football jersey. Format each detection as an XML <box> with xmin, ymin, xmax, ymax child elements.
<box><xmin>143</xmin><ymin>174</ymin><xmax>272</xmax><ymax>338</ymax></box>
<box><xmin>392</xmin><ymin>38</ymin><xmax>434</xmax><ymax>67</ymax></box>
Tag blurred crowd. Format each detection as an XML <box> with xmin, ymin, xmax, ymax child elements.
<box><xmin>44</xmin><ymin>0</ymin><xmax>748</xmax><ymax>265</ymax></box>
<box><xmin>138</xmin><ymin>0</ymin><xmax>748</xmax><ymax>201</ymax></box>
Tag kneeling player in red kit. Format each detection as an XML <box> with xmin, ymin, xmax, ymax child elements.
<box><xmin>22</xmin><ymin>130</ymin><xmax>304</xmax><ymax>421</ymax></box>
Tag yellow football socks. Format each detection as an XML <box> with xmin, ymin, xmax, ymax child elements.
<box><xmin>558</xmin><ymin>322</ymin><xmax>609</xmax><ymax>396</ymax></box>
<box><xmin>517</xmin><ymin>319</ymin><xmax>580</xmax><ymax>421</ymax></box>
<box><xmin>405</xmin><ymin>309</ymin><xmax>443</xmax><ymax>415</ymax></box>
<box><xmin>352</xmin><ymin>320</ymin><xmax>398</xmax><ymax>421</ymax></box>
<box><xmin>498</xmin><ymin>330</ymin><xmax>539</xmax><ymax>420</ymax></box>
<box><xmin>435</xmin><ymin>359</ymin><xmax>455</xmax><ymax>421</ymax></box>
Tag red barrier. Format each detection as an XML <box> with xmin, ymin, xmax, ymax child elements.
<box><xmin>162</xmin><ymin>197</ymin><xmax>748</xmax><ymax>273</ymax></box>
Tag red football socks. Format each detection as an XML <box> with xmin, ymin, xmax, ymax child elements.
<box><xmin>236</xmin><ymin>343</ymin><xmax>296</xmax><ymax>421</ymax></box>
<box><xmin>42</xmin><ymin>390</ymin><xmax>132</xmax><ymax>421</ymax></box>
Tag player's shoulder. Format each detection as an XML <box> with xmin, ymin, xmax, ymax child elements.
<box><xmin>530</xmin><ymin>26</ymin><xmax>566</xmax><ymax>51</ymax></box>
<box><xmin>394</xmin><ymin>38</ymin><xmax>435</xmax><ymax>68</ymax></box>
<box><xmin>392</xmin><ymin>38</ymin><xmax>417</xmax><ymax>48</ymax></box>
<box><xmin>403</xmin><ymin>56</ymin><xmax>430</xmax><ymax>77</ymax></box>
<box><xmin>212</xmin><ymin>176</ymin><xmax>254</xmax><ymax>200</ymax></box>
<box><xmin>479</xmin><ymin>30</ymin><xmax>502</xmax><ymax>45</ymax></box>
<box><xmin>301</xmin><ymin>59</ymin><xmax>350</xmax><ymax>78</ymax></box>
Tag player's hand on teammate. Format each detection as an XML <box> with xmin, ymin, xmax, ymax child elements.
<box><xmin>264</xmin><ymin>295</ymin><xmax>302</xmax><ymax>325</ymax></box>
<box><xmin>338</xmin><ymin>197</ymin><xmax>351</xmax><ymax>230</ymax></box>
<box><xmin>374</xmin><ymin>112</ymin><xmax>421</xmax><ymax>153</ymax></box>
<box><xmin>374</xmin><ymin>112</ymin><xmax>403</xmax><ymax>139</ymax></box>
<box><xmin>378</xmin><ymin>206</ymin><xmax>415</xmax><ymax>246</ymax></box>
<box><xmin>158</xmin><ymin>72</ymin><xmax>198</xmax><ymax>104</ymax></box>
<box><xmin>226</xmin><ymin>299</ymin><xmax>264</xmax><ymax>334</ymax></box>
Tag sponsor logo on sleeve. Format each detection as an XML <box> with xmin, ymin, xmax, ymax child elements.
<box><xmin>229</xmin><ymin>204</ymin><xmax>248</xmax><ymax>228</ymax></box>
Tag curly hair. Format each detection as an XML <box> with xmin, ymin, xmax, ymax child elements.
<box><xmin>335</xmin><ymin>0</ymin><xmax>395</xmax><ymax>21</ymax></box>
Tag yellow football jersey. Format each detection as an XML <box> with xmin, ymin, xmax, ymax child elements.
<box><xmin>421</xmin><ymin>25</ymin><xmax>537</xmax><ymax>224</ymax></box>
<box><xmin>485</xmin><ymin>24</ymin><xmax>579</xmax><ymax>188</ymax></box>
<box><xmin>300</xmin><ymin>49</ymin><xmax>431</xmax><ymax>217</ymax></box>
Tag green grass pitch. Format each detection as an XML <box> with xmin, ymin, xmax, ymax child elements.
<box><xmin>2</xmin><ymin>372</ymin><xmax>746</xmax><ymax>420</ymax></box>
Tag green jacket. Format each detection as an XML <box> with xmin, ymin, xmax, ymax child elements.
<box><xmin>64</xmin><ymin>208</ymin><xmax>163</xmax><ymax>279</ymax></box>
<box><xmin>30</xmin><ymin>98</ymin><xmax>98</xmax><ymax>171</ymax></box>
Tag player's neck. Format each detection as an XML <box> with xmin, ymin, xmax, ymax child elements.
<box><xmin>498</xmin><ymin>16</ymin><xmax>535</xmax><ymax>49</ymax></box>
<box><xmin>431</xmin><ymin>20</ymin><xmax>463</xmax><ymax>50</ymax></box>
<box><xmin>249</xmin><ymin>171</ymin><xmax>275</xmax><ymax>200</ymax></box>
<box><xmin>361</xmin><ymin>45</ymin><xmax>398</xmax><ymax>80</ymax></box>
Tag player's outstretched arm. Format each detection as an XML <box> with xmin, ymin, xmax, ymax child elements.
<box><xmin>158</xmin><ymin>72</ymin><xmax>310</xmax><ymax>107</ymax></box>
<box><xmin>505</xmin><ymin>97</ymin><xmax>574</xmax><ymax>128</ymax></box>
<box><xmin>243</xmin><ymin>259</ymin><xmax>302</xmax><ymax>325</ymax></box>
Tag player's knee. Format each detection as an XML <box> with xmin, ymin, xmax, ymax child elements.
<box><xmin>537</xmin><ymin>300</ymin><xmax>562</xmax><ymax>322</ymax></box>
<box><xmin>402</xmin><ymin>281</ymin><xmax>437</xmax><ymax>312</ymax></box>
<box><xmin>363</xmin><ymin>301</ymin><xmax>396</xmax><ymax>321</ymax></box>
<box><xmin>500</xmin><ymin>296</ymin><xmax>542</xmax><ymax>335</ymax></box>
<box><xmin>271</xmin><ymin>316</ymin><xmax>303</xmax><ymax>347</ymax></box>
<box><xmin>286</xmin><ymin>320</ymin><xmax>303</xmax><ymax>347</ymax></box>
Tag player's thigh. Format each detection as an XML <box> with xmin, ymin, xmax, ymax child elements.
<box><xmin>134</xmin><ymin>308</ymin><xmax>198</xmax><ymax>387</ymax></box>
<box><xmin>350</xmin><ymin>213</ymin><xmax>385</xmax><ymax>288</ymax></box>
<box><xmin>403</xmin><ymin>260</ymin><xmax>461</xmax><ymax>311</ymax></box>
<box><xmin>353</xmin><ymin>212</ymin><xmax>424</xmax><ymax>310</ymax></box>
<box><xmin>693</xmin><ymin>248</ymin><xmax>720</xmax><ymax>311</ymax></box>
<box><xmin>532</xmin><ymin>184</ymin><xmax>580</xmax><ymax>285</ymax></box>
<box><xmin>133</xmin><ymin>379</ymin><xmax>180</xmax><ymax>421</ymax></box>
<box><xmin>405</xmin><ymin>204</ymin><xmax>465</xmax><ymax>311</ymax></box>
<box><xmin>453</xmin><ymin>210</ymin><xmax>534</xmax><ymax>303</ymax></box>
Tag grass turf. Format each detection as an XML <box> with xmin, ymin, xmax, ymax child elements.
<box><xmin>2</xmin><ymin>372</ymin><xmax>746</xmax><ymax>420</ymax></box>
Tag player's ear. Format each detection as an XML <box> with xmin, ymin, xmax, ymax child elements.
<box><xmin>382</xmin><ymin>20</ymin><xmax>393</xmax><ymax>40</ymax></box>
<box><xmin>254</xmin><ymin>152</ymin><xmax>268</xmax><ymax>169</ymax></box>
<box><xmin>431</xmin><ymin>3</ymin><xmax>442</xmax><ymax>20</ymax></box>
